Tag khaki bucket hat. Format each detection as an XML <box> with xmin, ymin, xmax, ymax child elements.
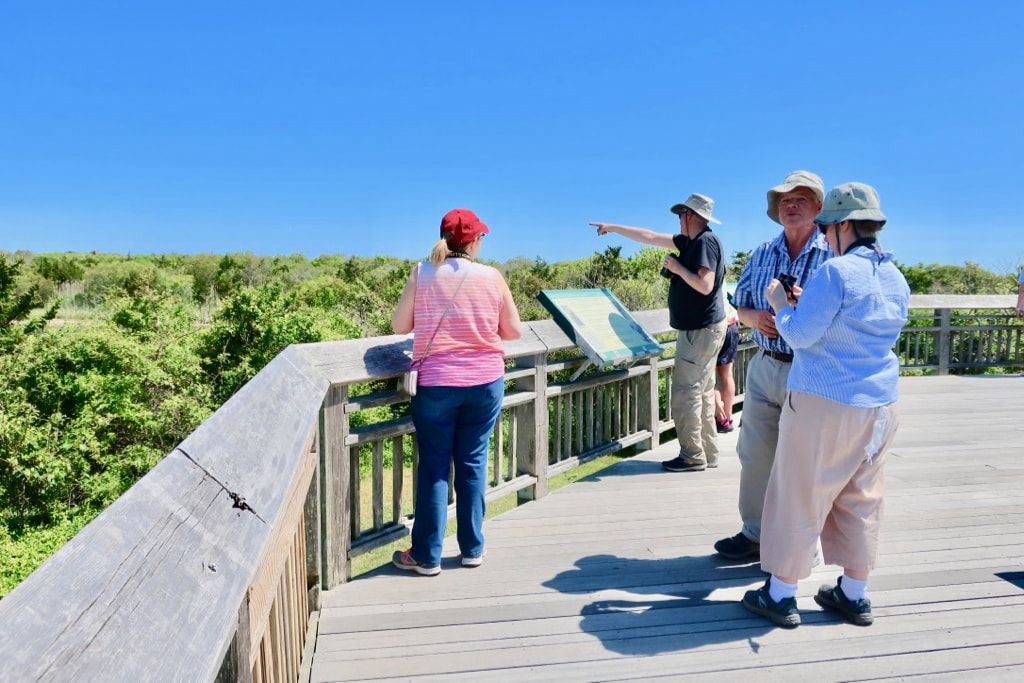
<box><xmin>669</xmin><ymin>193</ymin><xmax>721</xmax><ymax>224</ymax></box>
<box><xmin>814</xmin><ymin>182</ymin><xmax>887</xmax><ymax>227</ymax></box>
<box><xmin>766</xmin><ymin>170</ymin><xmax>825</xmax><ymax>224</ymax></box>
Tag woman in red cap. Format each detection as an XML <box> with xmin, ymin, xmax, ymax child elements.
<box><xmin>390</xmin><ymin>208</ymin><xmax>522</xmax><ymax>575</ymax></box>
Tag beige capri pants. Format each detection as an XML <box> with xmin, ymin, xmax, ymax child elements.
<box><xmin>759</xmin><ymin>390</ymin><xmax>900</xmax><ymax>580</ymax></box>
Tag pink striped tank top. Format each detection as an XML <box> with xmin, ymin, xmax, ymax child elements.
<box><xmin>412</xmin><ymin>259</ymin><xmax>506</xmax><ymax>387</ymax></box>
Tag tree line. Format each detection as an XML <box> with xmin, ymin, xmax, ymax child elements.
<box><xmin>0</xmin><ymin>248</ymin><xmax>1019</xmax><ymax>595</ymax></box>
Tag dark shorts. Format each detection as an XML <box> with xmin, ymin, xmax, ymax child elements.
<box><xmin>717</xmin><ymin>322</ymin><xmax>739</xmax><ymax>366</ymax></box>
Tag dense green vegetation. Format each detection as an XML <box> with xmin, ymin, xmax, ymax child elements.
<box><xmin>0</xmin><ymin>248</ymin><xmax>1019</xmax><ymax>596</ymax></box>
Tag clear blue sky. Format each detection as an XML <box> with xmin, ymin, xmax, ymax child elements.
<box><xmin>2</xmin><ymin>1</ymin><xmax>1022</xmax><ymax>275</ymax></box>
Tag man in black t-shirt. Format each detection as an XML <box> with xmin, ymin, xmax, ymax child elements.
<box><xmin>591</xmin><ymin>193</ymin><xmax>727</xmax><ymax>471</ymax></box>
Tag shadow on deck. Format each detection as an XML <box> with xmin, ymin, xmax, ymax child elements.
<box><xmin>310</xmin><ymin>375</ymin><xmax>1024</xmax><ymax>682</ymax></box>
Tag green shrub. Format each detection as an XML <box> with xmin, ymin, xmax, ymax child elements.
<box><xmin>198</xmin><ymin>280</ymin><xmax>324</xmax><ymax>403</ymax></box>
<box><xmin>0</xmin><ymin>321</ymin><xmax>213</xmax><ymax>528</ymax></box>
<box><xmin>0</xmin><ymin>512</ymin><xmax>94</xmax><ymax>597</ymax></box>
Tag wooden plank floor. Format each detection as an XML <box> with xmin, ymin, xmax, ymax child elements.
<box><xmin>310</xmin><ymin>375</ymin><xmax>1024</xmax><ymax>682</ymax></box>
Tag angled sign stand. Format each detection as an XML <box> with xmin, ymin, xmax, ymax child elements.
<box><xmin>537</xmin><ymin>288</ymin><xmax>664</xmax><ymax>381</ymax></box>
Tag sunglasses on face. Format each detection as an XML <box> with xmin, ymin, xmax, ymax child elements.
<box><xmin>817</xmin><ymin>222</ymin><xmax>832</xmax><ymax>235</ymax></box>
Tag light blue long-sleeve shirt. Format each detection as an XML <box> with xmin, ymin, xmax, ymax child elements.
<box><xmin>775</xmin><ymin>245</ymin><xmax>910</xmax><ymax>407</ymax></box>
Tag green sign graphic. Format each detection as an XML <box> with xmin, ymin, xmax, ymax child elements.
<box><xmin>537</xmin><ymin>288</ymin><xmax>664</xmax><ymax>374</ymax></box>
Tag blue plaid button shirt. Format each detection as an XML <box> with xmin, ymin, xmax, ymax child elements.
<box><xmin>733</xmin><ymin>230</ymin><xmax>832</xmax><ymax>355</ymax></box>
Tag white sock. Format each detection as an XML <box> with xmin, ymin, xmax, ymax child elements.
<box><xmin>769</xmin><ymin>576</ymin><xmax>798</xmax><ymax>603</ymax></box>
<box><xmin>841</xmin><ymin>575</ymin><xmax>868</xmax><ymax>601</ymax></box>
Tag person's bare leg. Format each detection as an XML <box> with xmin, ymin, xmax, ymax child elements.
<box><xmin>718</xmin><ymin>361</ymin><xmax>735</xmax><ymax>423</ymax></box>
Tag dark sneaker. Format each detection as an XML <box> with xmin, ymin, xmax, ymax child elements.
<box><xmin>715</xmin><ymin>531</ymin><xmax>760</xmax><ymax>560</ymax></box>
<box><xmin>814</xmin><ymin>577</ymin><xmax>874</xmax><ymax>626</ymax></box>
<box><xmin>662</xmin><ymin>456</ymin><xmax>706</xmax><ymax>472</ymax></box>
<box><xmin>392</xmin><ymin>549</ymin><xmax>441</xmax><ymax>576</ymax></box>
<box><xmin>716</xmin><ymin>419</ymin><xmax>734</xmax><ymax>434</ymax></box>
<box><xmin>742</xmin><ymin>579</ymin><xmax>800</xmax><ymax>629</ymax></box>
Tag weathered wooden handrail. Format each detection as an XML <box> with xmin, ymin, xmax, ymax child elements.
<box><xmin>0</xmin><ymin>345</ymin><xmax>328</xmax><ymax>682</ymax></box>
<box><xmin>0</xmin><ymin>295</ymin><xmax>1017</xmax><ymax>682</ymax></box>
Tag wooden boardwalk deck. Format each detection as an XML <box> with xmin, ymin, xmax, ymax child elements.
<box><xmin>309</xmin><ymin>375</ymin><xmax>1024</xmax><ymax>682</ymax></box>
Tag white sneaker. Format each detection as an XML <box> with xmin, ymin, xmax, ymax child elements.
<box><xmin>461</xmin><ymin>550</ymin><xmax>486</xmax><ymax>567</ymax></box>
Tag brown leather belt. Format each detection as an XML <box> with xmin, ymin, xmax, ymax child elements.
<box><xmin>762</xmin><ymin>349</ymin><xmax>794</xmax><ymax>363</ymax></box>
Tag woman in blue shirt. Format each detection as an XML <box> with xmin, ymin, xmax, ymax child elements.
<box><xmin>741</xmin><ymin>182</ymin><xmax>910</xmax><ymax>629</ymax></box>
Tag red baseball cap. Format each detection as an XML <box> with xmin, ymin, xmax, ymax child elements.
<box><xmin>440</xmin><ymin>208</ymin><xmax>490</xmax><ymax>245</ymax></box>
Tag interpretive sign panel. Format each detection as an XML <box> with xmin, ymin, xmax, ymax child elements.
<box><xmin>537</xmin><ymin>288</ymin><xmax>664</xmax><ymax>371</ymax></box>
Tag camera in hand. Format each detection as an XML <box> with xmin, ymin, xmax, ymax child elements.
<box><xmin>778</xmin><ymin>273</ymin><xmax>797</xmax><ymax>295</ymax></box>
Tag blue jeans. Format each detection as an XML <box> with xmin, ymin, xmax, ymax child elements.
<box><xmin>409</xmin><ymin>377</ymin><xmax>504</xmax><ymax>566</ymax></box>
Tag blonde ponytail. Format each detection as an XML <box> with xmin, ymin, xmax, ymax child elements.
<box><xmin>429</xmin><ymin>237</ymin><xmax>451</xmax><ymax>267</ymax></box>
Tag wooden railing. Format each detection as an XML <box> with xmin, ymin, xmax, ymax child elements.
<box><xmin>896</xmin><ymin>295</ymin><xmax>1024</xmax><ymax>373</ymax></box>
<box><xmin>0</xmin><ymin>345</ymin><xmax>329</xmax><ymax>683</ymax></box>
<box><xmin>0</xmin><ymin>295</ymin><xmax>1017</xmax><ymax>682</ymax></box>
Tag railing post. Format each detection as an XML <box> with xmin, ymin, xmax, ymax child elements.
<box><xmin>319</xmin><ymin>384</ymin><xmax>351</xmax><ymax>588</ymax></box>
<box><xmin>516</xmin><ymin>353</ymin><xmax>549</xmax><ymax>502</ymax></box>
<box><xmin>936</xmin><ymin>308</ymin><xmax>952</xmax><ymax>375</ymax></box>
<box><xmin>303</xmin><ymin>453</ymin><xmax>322</xmax><ymax>612</ymax></box>
<box><xmin>635</xmin><ymin>355</ymin><xmax>661</xmax><ymax>452</ymax></box>
<box><xmin>215</xmin><ymin>597</ymin><xmax>254</xmax><ymax>683</ymax></box>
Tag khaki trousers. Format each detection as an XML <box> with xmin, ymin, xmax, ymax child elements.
<box><xmin>671</xmin><ymin>320</ymin><xmax>728</xmax><ymax>466</ymax></box>
<box><xmin>736</xmin><ymin>351</ymin><xmax>792</xmax><ymax>541</ymax></box>
<box><xmin>759</xmin><ymin>391</ymin><xmax>899</xmax><ymax>580</ymax></box>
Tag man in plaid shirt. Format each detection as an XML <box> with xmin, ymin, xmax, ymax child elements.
<box><xmin>714</xmin><ymin>171</ymin><xmax>832</xmax><ymax>561</ymax></box>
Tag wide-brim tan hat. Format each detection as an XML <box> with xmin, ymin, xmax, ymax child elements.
<box><xmin>670</xmin><ymin>193</ymin><xmax>721</xmax><ymax>224</ymax></box>
<box><xmin>815</xmin><ymin>182</ymin><xmax>887</xmax><ymax>226</ymax></box>
<box><xmin>767</xmin><ymin>170</ymin><xmax>824</xmax><ymax>224</ymax></box>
